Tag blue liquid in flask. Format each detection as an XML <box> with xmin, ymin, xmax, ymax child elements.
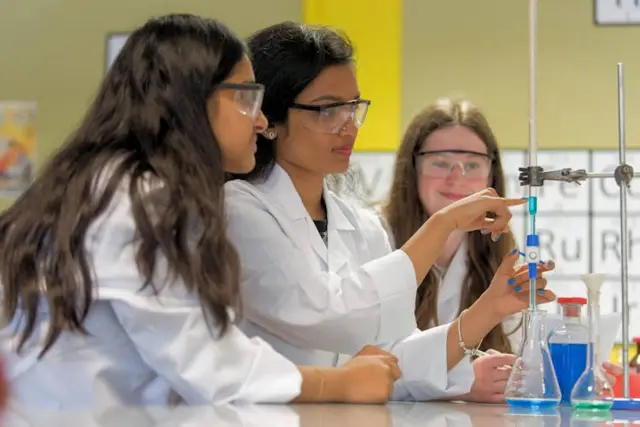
<box><xmin>549</xmin><ymin>342</ymin><xmax>588</xmax><ymax>404</ymax></box>
<box><xmin>505</xmin><ymin>397</ymin><xmax>560</xmax><ymax>410</ymax></box>
<box><xmin>505</xmin><ymin>309</ymin><xmax>561</xmax><ymax>409</ymax></box>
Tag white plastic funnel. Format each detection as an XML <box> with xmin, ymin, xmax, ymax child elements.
<box><xmin>580</xmin><ymin>273</ymin><xmax>606</xmax><ymax>294</ymax></box>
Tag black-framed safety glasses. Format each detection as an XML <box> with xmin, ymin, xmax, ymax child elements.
<box><xmin>290</xmin><ymin>99</ymin><xmax>371</xmax><ymax>134</ymax></box>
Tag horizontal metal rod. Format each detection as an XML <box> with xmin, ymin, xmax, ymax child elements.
<box><xmin>586</xmin><ymin>172</ymin><xmax>640</xmax><ymax>179</ymax></box>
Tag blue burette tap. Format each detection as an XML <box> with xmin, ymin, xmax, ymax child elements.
<box><xmin>525</xmin><ymin>196</ymin><xmax>539</xmax><ymax>280</ymax></box>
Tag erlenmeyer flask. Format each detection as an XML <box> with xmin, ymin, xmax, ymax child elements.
<box><xmin>570</xmin><ymin>274</ymin><xmax>614</xmax><ymax>411</ymax></box>
<box><xmin>506</xmin><ymin>308</ymin><xmax>561</xmax><ymax>409</ymax></box>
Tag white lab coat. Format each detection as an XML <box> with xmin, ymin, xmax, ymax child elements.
<box><xmin>224</xmin><ymin>164</ymin><xmax>474</xmax><ymax>401</ymax></box>
<box><xmin>434</xmin><ymin>240</ymin><xmax>523</xmax><ymax>353</ymax></box>
<box><xmin>0</xmin><ymin>177</ymin><xmax>302</xmax><ymax>410</ymax></box>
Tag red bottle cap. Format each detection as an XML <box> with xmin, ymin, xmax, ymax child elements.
<box><xmin>557</xmin><ymin>297</ymin><xmax>587</xmax><ymax>305</ymax></box>
<box><xmin>633</xmin><ymin>336</ymin><xmax>640</xmax><ymax>344</ymax></box>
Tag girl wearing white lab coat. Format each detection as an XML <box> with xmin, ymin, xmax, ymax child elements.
<box><xmin>224</xmin><ymin>22</ymin><xmax>555</xmax><ymax>402</ymax></box>
<box><xmin>382</xmin><ymin>98</ymin><xmax>530</xmax><ymax>403</ymax></box>
<box><xmin>0</xmin><ymin>14</ymin><xmax>403</xmax><ymax>410</ymax></box>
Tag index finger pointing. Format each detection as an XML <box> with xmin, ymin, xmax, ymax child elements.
<box><xmin>505</xmin><ymin>197</ymin><xmax>529</xmax><ymax>207</ymax></box>
<box><xmin>483</xmin><ymin>197</ymin><xmax>527</xmax><ymax>216</ymax></box>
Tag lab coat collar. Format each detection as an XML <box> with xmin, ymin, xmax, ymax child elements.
<box><xmin>255</xmin><ymin>164</ymin><xmax>357</xmax><ymax>268</ymax></box>
<box><xmin>325</xmin><ymin>191</ymin><xmax>356</xmax><ymax>232</ymax></box>
<box><xmin>255</xmin><ymin>163</ymin><xmax>307</xmax><ymax>221</ymax></box>
<box><xmin>256</xmin><ymin>164</ymin><xmax>356</xmax><ymax>230</ymax></box>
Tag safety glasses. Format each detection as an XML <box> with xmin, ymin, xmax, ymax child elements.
<box><xmin>290</xmin><ymin>99</ymin><xmax>371</xmax><ymax>134</ymax></box>
<box><xmin>415</xmin><ymin>149</ymin><xmax>494</xmax><ymax>180</ymax></box>
<box><xmin>215</xmin><ymin>83</ymin><xmax>265</xmax><ymax>120</ymax></box>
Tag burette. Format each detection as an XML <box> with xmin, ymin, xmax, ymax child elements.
<box><xmin>524</xmin><ymin>0</ymin><xmax>540</xmax><ymax>313</ymax></box>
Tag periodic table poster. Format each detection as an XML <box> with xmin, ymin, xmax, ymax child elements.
<box><xmin>341</xmin><ymin>150</ymin><xmax>640</xmax><ymax>340</ymax></box>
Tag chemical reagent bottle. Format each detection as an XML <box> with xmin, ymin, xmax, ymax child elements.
<box><xmin>548</xmin><ymin>296</ymin><xmax>589</xmax><ymax>404</ymax></box>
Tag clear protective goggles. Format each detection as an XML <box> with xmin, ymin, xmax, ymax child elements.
<box><xmin>414</xmin><ymin>149</ymin><xmax>493</xmax><ymax>179</ymax></box>
<box><xmin>290</xmin><ymin>99</ymin><xmax>371</xmax><ymax>134</ymax></box>
<box><xmin>215</xmin><ymin>83</ymin><xmax>265</xmax><ymax>120</ymax></box>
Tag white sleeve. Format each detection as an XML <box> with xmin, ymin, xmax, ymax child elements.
<box><xmin>383</xmin><ymin>325</ymin><xmax>474</xmax><ymax>401</ymax></box>
<box><xmin>90</xmin><ymin>187</ymin><xmax>302</xmax><ymax>405</ymax></box>
<box><xmin>106</xmin><ymin>291</ymin><xmax>302</xmax><ymax>405</ymax></box>
<box><xmin>225</xmin><ymin>184</ymin><xmax>418</xmax><ymax>355</ymax></box>
<box><xmin>359</xmin><ymin>212</ymin><xmax>474</xmax><ymax>400</ymax></box>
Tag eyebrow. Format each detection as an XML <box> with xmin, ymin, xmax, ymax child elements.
<box><xmin>309</xmin><ymin>93</ymin><xmax>361</xmax><ymax>103</ymax></box>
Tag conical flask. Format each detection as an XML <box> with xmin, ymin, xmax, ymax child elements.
<box><xmin>506</xmin><ymin>308</ymin><xmax>561</xmax><ymax>409</ymax></box>
<box><xmin>570</xmin><ymin>274</ymin><xmax>614</xmax><ymax>411</ymax></box>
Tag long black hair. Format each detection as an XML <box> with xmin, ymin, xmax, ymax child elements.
<box><xmin>231</xmin><ymin>21</ymin><xmax>354</xmax><ymax>182</ymax></box>
<box><xmin>0</xmin><ymin>14</ymin><xmax>245</xmax><ymax>355</ymax></box>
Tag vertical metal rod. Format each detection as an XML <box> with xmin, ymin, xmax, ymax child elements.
<box><xmin>616</xmin><ymin>62</ymin><xmax>630</xmax><ymax>398</ymax></box>
<box><xmin>527</xmin><ymin>0</ymin><xmax>538</xmax><ymax>313</ymax></box>
<box><xmin>528</xmin><ymin>0</ymin><xmax>538</xmax><ymax>169</ymax></box>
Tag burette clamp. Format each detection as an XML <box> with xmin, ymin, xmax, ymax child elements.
<box><xmin>519</xmin><ymin>166</ymin><xmax>589</xmax><ymax>186</ymax></box>
<box><xmin>518</xmin><ymin>166</ymin><xmax>545</xmax><ymax>186</ymax></box>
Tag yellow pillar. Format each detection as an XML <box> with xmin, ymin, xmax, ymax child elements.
<box><xmin>302</xmin><ymin>0</ymin><xmax>402</xmax><ymax>152</ymax></box>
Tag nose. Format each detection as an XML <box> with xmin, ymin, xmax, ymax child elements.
<box><xmin>254</xmin><ymin>110</ymin><xmax>268</xmax><ymax>133</ymax></box>
<box><xmin>338</xmin><ymin>116</ymin><xmax>358</xmax><ymax>137</ymax></box>
<box><xmin>445</xmin><ymin>163</ymin><xmax>465</xmax><ymax>182</ymax></box>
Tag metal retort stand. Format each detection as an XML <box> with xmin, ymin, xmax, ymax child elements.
<box><xmin>518</xmin><ymin>63</ymin><xmax>638</xmax><ymax>409</ymax></box>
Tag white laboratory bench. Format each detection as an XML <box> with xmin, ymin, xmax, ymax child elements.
<box><xmin>2</xmin><ymin>401</ymin><xmax>639</xmax><ymax>427</ymax></box>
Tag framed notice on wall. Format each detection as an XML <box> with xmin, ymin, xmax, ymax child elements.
<box><xmin>105</xmin><ymin>33</ymin><xmax>130</xmax><ymax>73</ymax></box>
<box><xmin>594</xmin><ymin>0</ymin><xmax>640</xmax><ymax>25</ymax></box>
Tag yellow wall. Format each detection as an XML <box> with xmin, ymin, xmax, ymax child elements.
<box><xmin>0</xmin><ymin>0</ymin><xmax>299</xmax><ymax>207</ymax></box>
<box><xmin>402</xmin><ymin>0</ymin><xmax>640</xmax><ymax>150</ymax></box>
<box><xmin>303</xmin><ymin>0</ymin><xmax>402</xmax><ymax>152</ymax></box>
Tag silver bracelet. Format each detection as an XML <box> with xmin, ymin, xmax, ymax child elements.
<box><xmin>457</xmin><ymin>309</ymin><xmax>484</xmax><ymax>358</ymax></box>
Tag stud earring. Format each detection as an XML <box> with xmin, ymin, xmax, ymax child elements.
<box><xmin>263</xmin><ymin>129</ymin><xmax>277</xmax><ymax>140</ymax></box>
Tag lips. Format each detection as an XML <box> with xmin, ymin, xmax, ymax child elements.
<box><xmin>439</xmin><ymin>191</ymin><xmax>467</xmax><ymax>201</ymax></box>
<box><xmin>332</xmin><ymin>145</ymin><xmax>353</xmax><ymax>156</ymax></box>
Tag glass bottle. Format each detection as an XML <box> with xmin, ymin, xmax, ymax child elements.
<box><xmin>548</xmin><ymin>297</ymin><xmax>589</xmax><ymax>404</ymax></box>
<box><xmin>506</xmin><ymin>308</ymin><xmax>561</xmax><ymax>409</ymax></box>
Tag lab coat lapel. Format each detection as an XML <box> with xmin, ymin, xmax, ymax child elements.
<box><xmin>324</xmin><ymin>190</ymin><xmax>356</xmax><ymax>274</ymax></box>
<box><xmin>437</xmin><ymin>240</ymin><xmax>468</xmax><ymax>325</ymax></box>
<box><xmin>308</xmin><ymin>221</ymin><xmax>329</xmax><ymax>268</ymax></box>
<box><xmin>254</xmin><ymin>165</ymin><xmax>328</xmax><ymax>267</ymax></box>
